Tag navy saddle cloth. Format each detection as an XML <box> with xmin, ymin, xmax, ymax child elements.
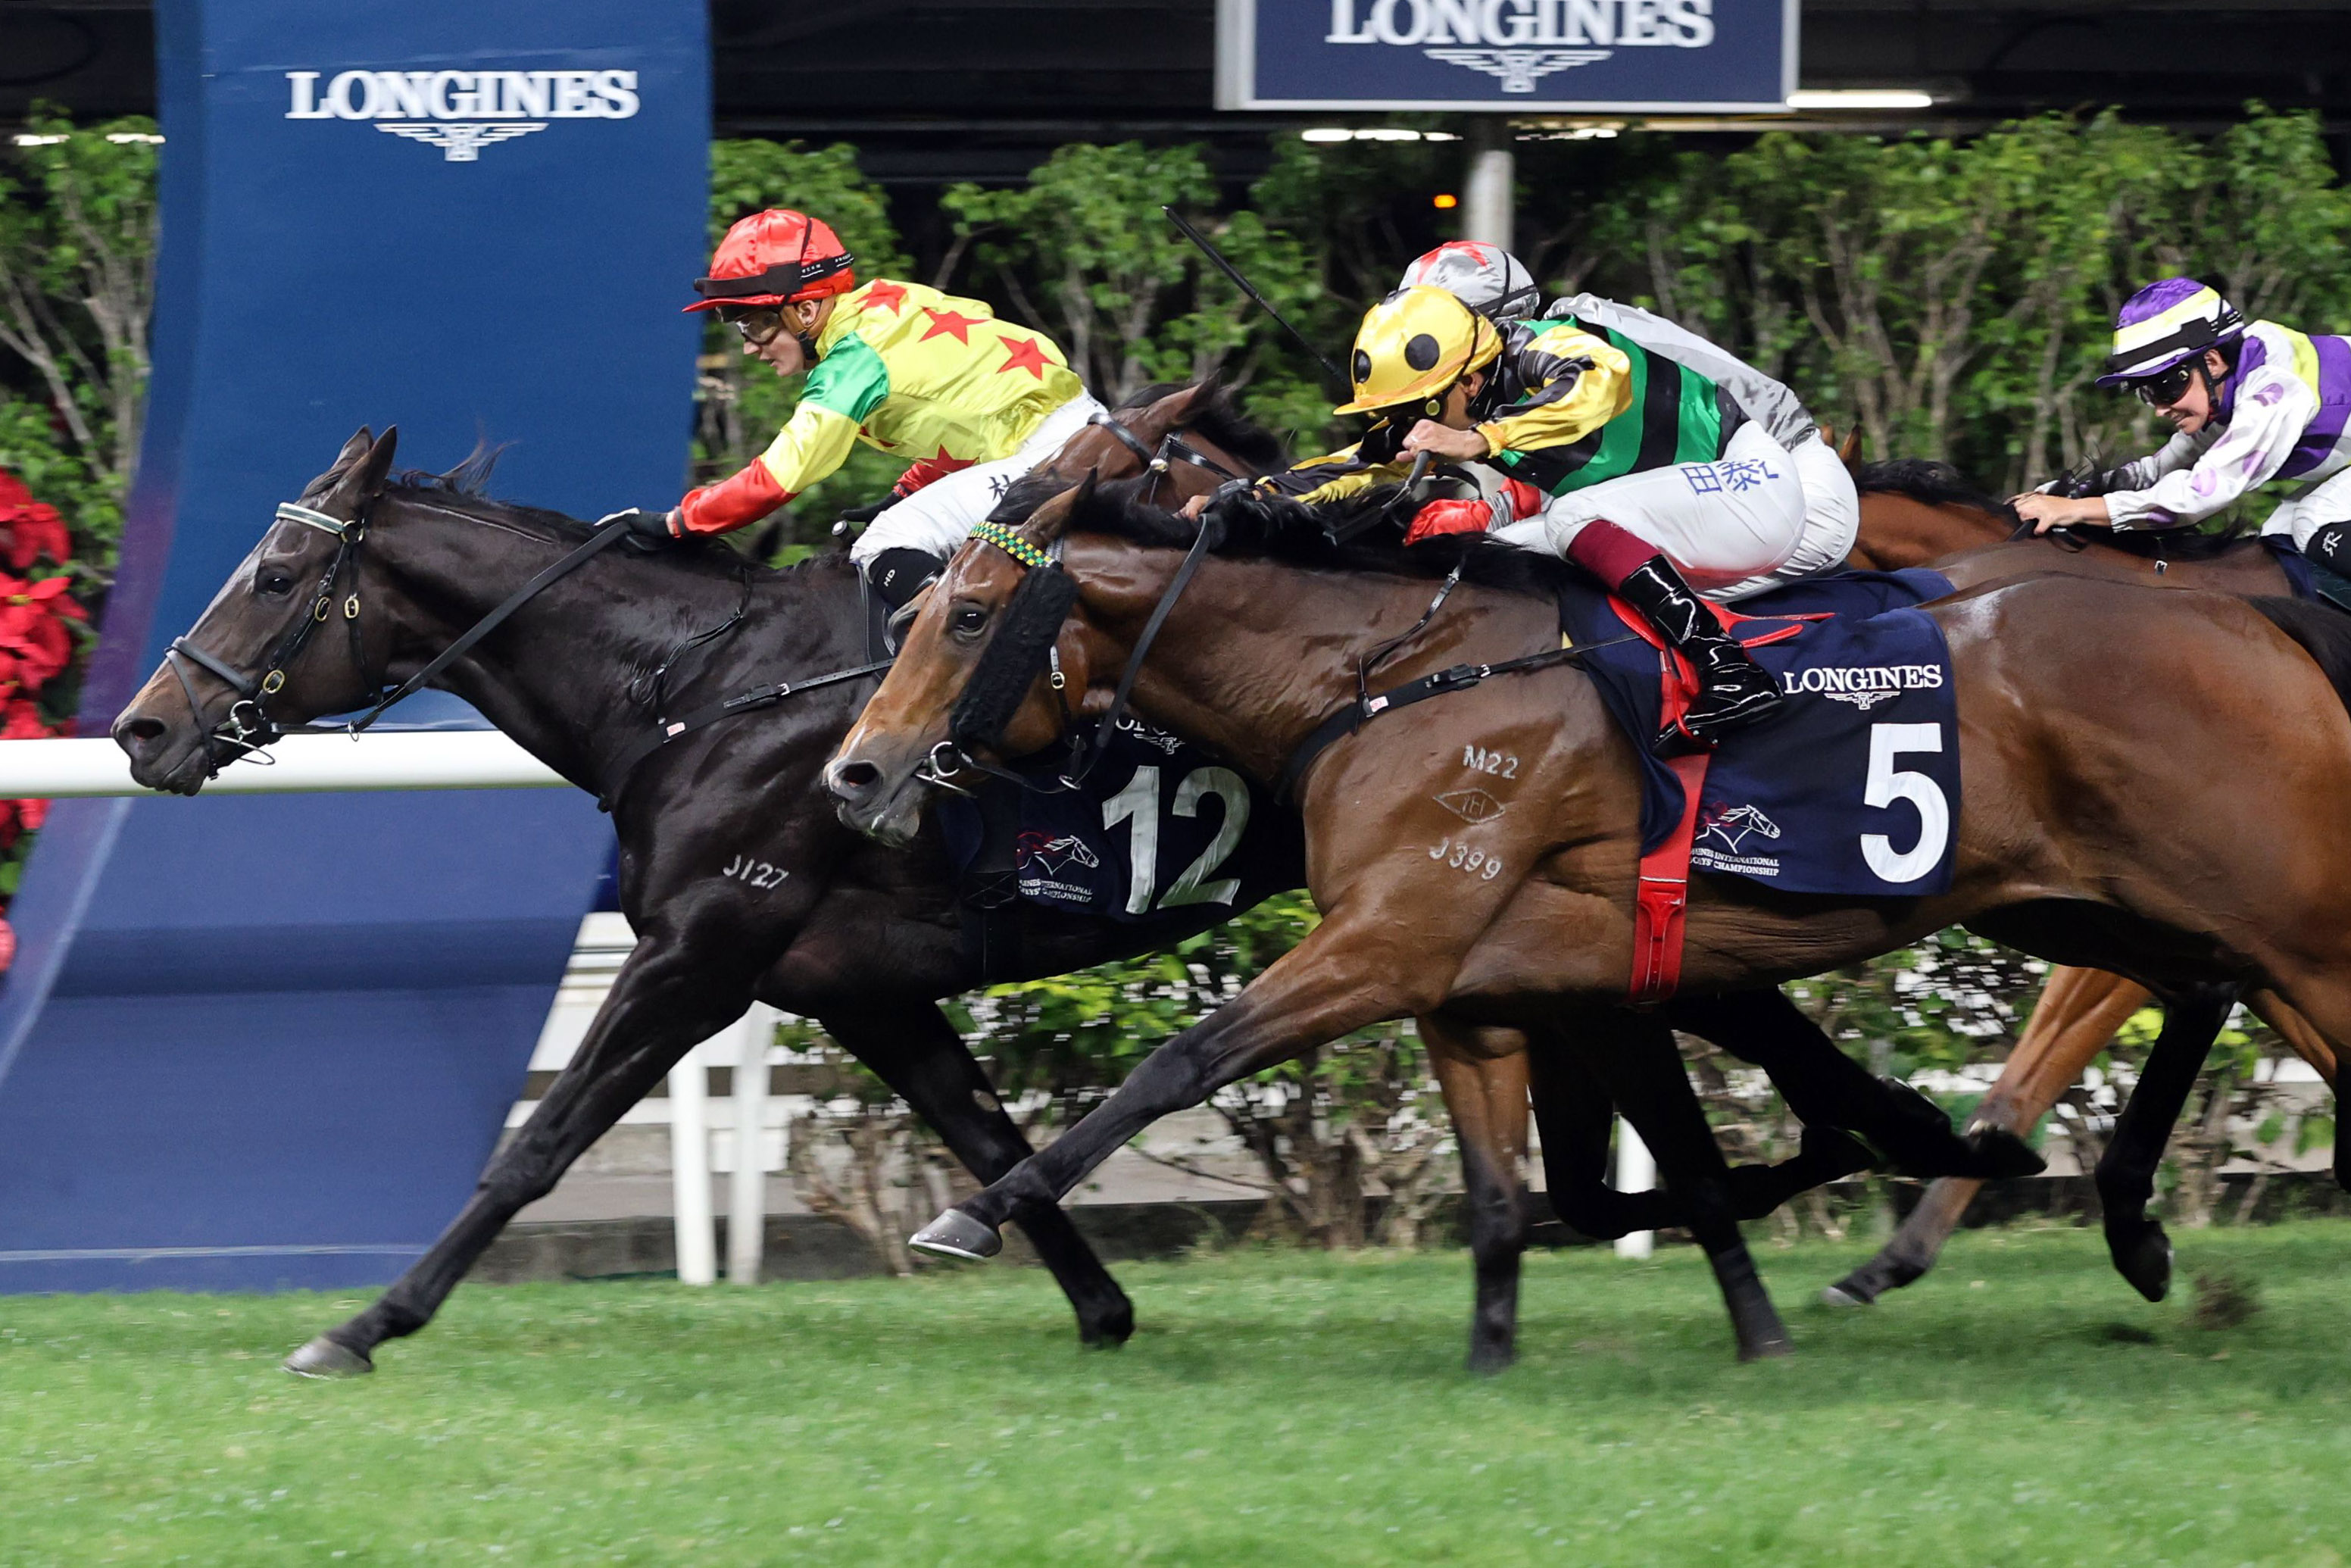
<box><xmin>938</xmin><ymin>719</ymin><xmax>1304</xmax><ymax>932</ymax></box>
<box><xmin>1563</xmin><ymin>567</ymin><xmax>1965</xmax><ymax>898</ymax></box>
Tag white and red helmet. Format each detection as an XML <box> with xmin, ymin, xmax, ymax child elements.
<box><xmin>685</xmin><ymin>209</ymin><xmax>856</xmax><ymax>314</ymax></box>
<box><xmin>1397</xmin><ymin>241</ymin><xmax>1541</xmax><ymax>322</ymax></box>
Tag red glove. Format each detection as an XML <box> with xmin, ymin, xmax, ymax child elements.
<box><xmin>1403</xmin><ymin>497</ymin><xmax>1495</xmax><ymax>545</ymax></box>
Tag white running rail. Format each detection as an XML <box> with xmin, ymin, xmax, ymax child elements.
<box><xmin>0</xmin><ymin>732</ymin><xmax>567</xmax><ymax>795</ymax></box>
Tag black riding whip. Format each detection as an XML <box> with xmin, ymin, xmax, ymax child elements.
<box><xmin>1161</xmin><ymin>205</ymin><xmax>1347</xmax><ymax>390</ymax></box>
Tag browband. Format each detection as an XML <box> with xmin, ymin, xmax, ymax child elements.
<box><xmin>276</xmin><ymin>501</ymin><xmax>354</xmax><ymax>538</ymax></box>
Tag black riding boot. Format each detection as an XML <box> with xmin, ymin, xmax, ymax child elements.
<box><xmin>1613</xmin><ymin>556</ymin><xmax>1785</xmax><ymax>754</ymax></box>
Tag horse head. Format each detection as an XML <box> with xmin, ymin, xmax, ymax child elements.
<box><xmin>826</xmin><ymin>478</ymin><xmax>1101</xmax><ymax>848</ymax></box>
<box><xmin>113</xmin><ymin>426</ymin><xmax>401</xmax><ymax>794</ymax></box>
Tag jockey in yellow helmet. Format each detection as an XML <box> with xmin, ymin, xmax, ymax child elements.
<box><xmin>1254</xmin><ymin>285</ymin><xmax>1791</xmax><ymax>752</ymax></box>
<box><xmin>617</xmin><ymin>209</ymin><xmax>1102</xmax><ymax>608</ymax></box>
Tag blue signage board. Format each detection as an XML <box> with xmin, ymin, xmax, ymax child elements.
<box><xmin>1216</xmin><ymin>0</ymin><xmax>1797</xmax><ymax>112</ymax></box>
<box><xmin>0</xmin><ymin>0</ymin><xmax>707</xmax><ymax>1293</ymax></box>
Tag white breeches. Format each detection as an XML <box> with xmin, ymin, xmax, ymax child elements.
<box><xmin>1491</xmin><ymin>422</ymin><xmax>1809</xmax><ymax>600</ymax></box>
<box><xmin>850</xmin><ymin>390</ymin><xmax>1109</xmax><ymax>567</ymax></box>
<box><xmin>2258</xmin><ymin>464</ymin><xmax>2351</xmax><ymax>553</ymax></box>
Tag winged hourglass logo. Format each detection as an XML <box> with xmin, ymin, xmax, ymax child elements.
<box><xmin>1422</xmin><ymin>48</ymin><xmax>1611</xmax><ymax>93</ymax></box>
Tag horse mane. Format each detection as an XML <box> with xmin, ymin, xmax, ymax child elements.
<box><xmin>1062</xmin><ymin>476</ymin><xmax>1575</xmax><ymax>601</ymax></box>
<box><xmin>1856</xmin><ymin>455</ymin><xmax>2256</xmax><ymax>561</ymax></box>
<box><xmin>988</xmin><ymin>381</ymin><xmax>1291</xmax><ymax>527</ymax></box>
<box><xmin>382</xmin><ymin>445</ymin><xmax>782</xmax><ymax>579</ymax></box>
<box><xmin>1855</xmin><ymin>458</ymin><xmax>2016</xmax><ymax>523</ymax></box>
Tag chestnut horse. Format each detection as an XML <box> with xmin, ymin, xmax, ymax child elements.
<box><xmin>1829</xmin><ymin>461</ymin><xmax>2343</xmax><ymax>1307</ymax></box>
<box><xmin>829</xmin><ymin>476</ymin><xmax>2351</xmax><ymax>1363</ymax></box>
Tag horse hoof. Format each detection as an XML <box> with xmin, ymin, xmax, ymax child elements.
<box><xmin>1819</xmin><ymin>1281</ymin><xmax>1875</xmax><ymax>1308</ymax></box>
<box><xmin>284</xmin><ymin>1335</ymin><xmax>373</xmax><ymax>1379</ymax></box>
<box><xmin>1080</xmin><ymin>1301</ymin><xmax>1136</xmax><ymax>1349</ymax></box>
<box><xmin>1466</xmin><ymin>1342</ymin><xmax>1517</xmax><ymax>1376</ymax></box>
<box><xmin>1963</xmin><ymin>1126</ymin><xmax>2047</xmax><ymax>1180</ymax></box>
<box><xmin>1737</xmin><ymin>1332</ymin><xmax>1795</xmax><ymax>1362</ymax></box>
<box><xmin>2110</xmin><ymin>1224</ymin><xmax>2173</xmax><ymax>1303</ymax></box>
<box><xmin>910</xmin><ymin>1207</ymin><xmax>1003</xmax><ymax>1262</ymax></box>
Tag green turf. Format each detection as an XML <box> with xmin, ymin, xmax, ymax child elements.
<box><xmin>3</xmin><ymin>1223</ymin><xmax>2349</xmax><ymax>1566</ymax></box>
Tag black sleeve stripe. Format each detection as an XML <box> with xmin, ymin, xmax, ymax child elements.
<box><xmin>1632</xmin><ymin>353</ymin><xmax>1683</xmax><ymax>474</ymax></box>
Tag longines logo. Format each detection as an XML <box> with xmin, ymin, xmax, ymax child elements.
<box><xmin>1323</xmin><ymin>0</ymin><xmax>1719</xmax><ymax>94</ymax></box>
<box><xmin>284</xmin><ymin>69</ymin><xmax>640</xmax><ymax>162</ymax></box>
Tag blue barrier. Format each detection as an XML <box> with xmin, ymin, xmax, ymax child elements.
<box><xmin>0</xmin><ymin>0</ymin><xmax>709</xmax><ymax>1292</ymax></box>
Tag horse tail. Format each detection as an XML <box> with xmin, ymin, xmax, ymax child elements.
<box><xmin>2246</xmin><ymin>595</ymin><xmax>2351</xmax><ymax>719</ymax></box>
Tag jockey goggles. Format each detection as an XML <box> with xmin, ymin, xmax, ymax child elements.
<box><xmin>2128</xmin><ymin>361</ymin><xmax>2202</xmax><ymax>408</ymax></box>
<box><xmin>717</xmin><ymin>304</ymin><xmax>788</xmax><ymax>347</ymax></box>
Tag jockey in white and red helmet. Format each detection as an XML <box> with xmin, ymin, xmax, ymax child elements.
<box><xmin>1389</xmin><ymin>242</ymin><xmax>1860</xmax><ymax>602</ymax></box>
<box><xmin>620</xmin><ymin>209</ymin><xmax>1104</xmax><ymax>608</ymax></box>
<box><xmin>2014</xmin><ymin>278</ymin><xmax>2351</xmax><ymax>564</ymax></box>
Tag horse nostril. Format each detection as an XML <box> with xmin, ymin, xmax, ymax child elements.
<box><xmin>115</xmin><ymin>715</ymin><xmax>167</xmax><ymax>749</ymax></box>
<box><xmin>826</xmin><ymin>758</ymin><xmax>882</xmax><ymax>803</ymax></box>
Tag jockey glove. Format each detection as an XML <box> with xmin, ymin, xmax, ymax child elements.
<box><xmin>1404</xmin><ymin>497</ymin><xmax>1494</xmax><ymax>544</ymax></box>
<box><xmin>614</xmin><ymin>508</ymin><xmax>682</xmax><ymax>554</ymax></box>
<box><xmin>836</xmin><ymin>498</ymin><xmax>890</xmax><ymax>527</ymax></box>
<box><xmin>868</xmin><ymin>547</ymin><xmax>947</xmax><ymax>611</ymax></box>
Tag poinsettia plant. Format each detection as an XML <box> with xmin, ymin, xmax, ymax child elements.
<box><xmin>0</xmin><ymin>465</ymin><xmax>87</xmax><ymax>928</ymax></box>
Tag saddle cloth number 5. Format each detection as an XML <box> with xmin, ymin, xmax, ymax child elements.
<box><xmin>1101</xmin><ymin>764</ymin><xmax>1252</xmax><ymax>916</ymax></box>
<box><xmin>1860</xmin><ymin>722</ymin><xmax>1950</xmax><ymax>884</ymax></box>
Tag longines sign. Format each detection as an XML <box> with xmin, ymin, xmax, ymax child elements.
<box><xmin>1214</xmin><ymin>0</ymin><xmax>1797</xmax><ymax>112</ymax></box>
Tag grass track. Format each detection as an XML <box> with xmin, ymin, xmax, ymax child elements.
<box><xmin>3</xmin><ymin>1222</ymin><xmax>2349</xmax><ymax>1566</ymax></box>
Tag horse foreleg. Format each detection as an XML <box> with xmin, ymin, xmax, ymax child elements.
<box><xmin>910</xmin><ymin>917</ymin><xmax>1423</xmax><ymax>1264</ymax></box>
<box><xmin>285</xmin><ymin>942</ymin><xmax>754</xmax><ymax>1376</ymax></box>
<box><xmin>1569</xmin><ymin>1011</ymin><xmax>1791</xmax><ymax>1361</ymax></box>
<box><xmin>1824</xmin><ymin>964</ymin><xmax>2148</xmax><ymax>1307</ymax></box>
<box><xmin>2095</xmin><ymin>984</ymin><xmax>2235</xmax><ymax>1302</ymax></box>
<box><xmin>1420</xmin><ymin>1015</ymin><xmax>1530</xmax><ymax>1373</ymax></box>
<box><xmin>820</xmin><ymin>1001</ymin><xmax>1134</xmax><ymax>1348</ymax></box>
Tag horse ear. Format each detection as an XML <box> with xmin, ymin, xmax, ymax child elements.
<box><xmin>1835</xmin><ymin>424</ymin><xmax>1862</xmax><ymax>470</ymax></box>
<box><xmin>301</xmin><ymin>426</ymin><xmax>376</xmax><ymax>501</ymax></box>
<box><xmin>1024</xmin><ymin>473</ymin><xmax>1095</xmax><ymax>547</ymax></box>
<box><xmin>318</xmin><ymin>425</ymin><xmax>399</xmax><ymax>513</ymax></box>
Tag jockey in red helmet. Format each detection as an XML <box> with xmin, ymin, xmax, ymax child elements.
<box><xmin>623</xmin><ymin>210</ymin><xmax>1102</xmax><ymax>608</ymax></box>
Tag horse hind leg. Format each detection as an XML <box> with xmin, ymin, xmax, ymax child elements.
<box><xmin>1570</xmin><ymin>1012</ymin><xmax>1791</xmax><ymax>1361</ymax></box>
<box><xmin>1816</xmin><ymin>967</ymin><xmax>2146</xmax><ymax>1306</ymax></box>
<box><xmin>823</xmin><ymin>1000</ymin><xmax>1135</xmax><ymax>1348</ymax></box>
<box><xmin>1422</xmin><ymin>1017</ymin><xmax>1531</xmax><ymax>1375</ymax></box>
<box><xmin>2095</xmin><ymin>983</ymin><xmax>2234</xmax><ymax>1302</ymax></box>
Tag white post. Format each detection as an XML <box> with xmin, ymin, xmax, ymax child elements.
<box><xmin>1613</xmin><ymin>1117</ymin><xmax>1656</xmax><ymax>1260</ymax></box>
<box><xmin>727</xmin><ymin>1007</ymin><xmax>773</xmax><ymax>1286</ymax></box>
<box><xmin>1463</xmin><ymin>120</ymin><xmax>1514</xmax><ymax>251</ymax></box>
<box><xmin>667</xmin><ymin>1044</ymin><xmax>717</xmax><ymax>1286</ymax></box>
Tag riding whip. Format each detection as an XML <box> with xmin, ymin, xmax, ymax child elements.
<box><xmin>1161</xmin><ymin>205</ymin><xmax>1347</xmax><ymax>389</ymax></box>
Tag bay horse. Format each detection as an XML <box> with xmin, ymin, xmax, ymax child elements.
<box><xmin>105</xmin><ymin>401</ymin><xmax>1975</xmax><ymax>1381</ymax></box>
<box><xmin>827</xmin><ymin>476</ymin><xmax>2351</xmax><ymax>1361</ymax></box>
<box><xmin>1828</xmin><ymin>461</ymin><xmax>2343</xmax><ymax>1307</ymax></box>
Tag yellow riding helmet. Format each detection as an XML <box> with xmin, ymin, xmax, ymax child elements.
<box><xmin>1333</xmin><ymin>286</ymin><xmax>1503</xmax><ymax>417</ymax></box>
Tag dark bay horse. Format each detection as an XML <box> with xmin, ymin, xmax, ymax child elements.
<box><xmin>1831</xmin><ymin>461</ymin><xmax>2343</xmax><ymax>1307</ymax></box>
<box><xmin>108</xmin><ymin>392</ymin><xmax>1285</xmax><ymax>1376</ymax></box>
<box><xmin>828</xmin><ymin>478</ymin><xmax>2351</xmax><ymax>1361</ymax></box>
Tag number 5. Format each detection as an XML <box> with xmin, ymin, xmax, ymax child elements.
<box><xmin>1860</xmin><ymin>722</ymin><xmax>1948</xmax><ymax>883</ymax></box>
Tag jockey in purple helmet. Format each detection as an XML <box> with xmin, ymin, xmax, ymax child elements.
<box><xmin>2014</xmin><ymin>278</ymin><xmax>2351</xmax><ymax>564</ymax></box>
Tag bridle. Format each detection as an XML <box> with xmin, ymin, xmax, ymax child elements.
<box><xmin>164</xmin><ymin>501</ymin><xmax>373</xmax><ymax>768</ymax></box>
<box><xmin>163</xmin><ymin>496</ymin><xmax>641</xmax><ymax>776</ymax></box>
<box><xmin>907</xmin><ymin>417</ymin><xmax>1253</xmax><ymax>802</ymax></box>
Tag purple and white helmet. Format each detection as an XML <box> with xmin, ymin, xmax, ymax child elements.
<box><xmin>2096</xmin><ymin>277</ymin><xmax>2246</xmax><ymax>386</ymax></box>
<box><xmin>1397</xmin><ymin>241</ymin><xmax>1541</xmax><ymax>322</ymax></box>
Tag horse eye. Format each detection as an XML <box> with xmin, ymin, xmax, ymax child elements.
<box><xmin>949</xmin><ymin>603</ymin><xmax>990</xmax><ymax>640</ymax></box>
<box><xmin>257</xmin><ymin>570</ymin><xmax>295</xmax><ymax>597</ymax></box>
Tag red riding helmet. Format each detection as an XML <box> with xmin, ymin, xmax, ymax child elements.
<box><xmin>685</xmin><ymin>209</ymin><xmax>856</xmax><ymax>313</ymax></box>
